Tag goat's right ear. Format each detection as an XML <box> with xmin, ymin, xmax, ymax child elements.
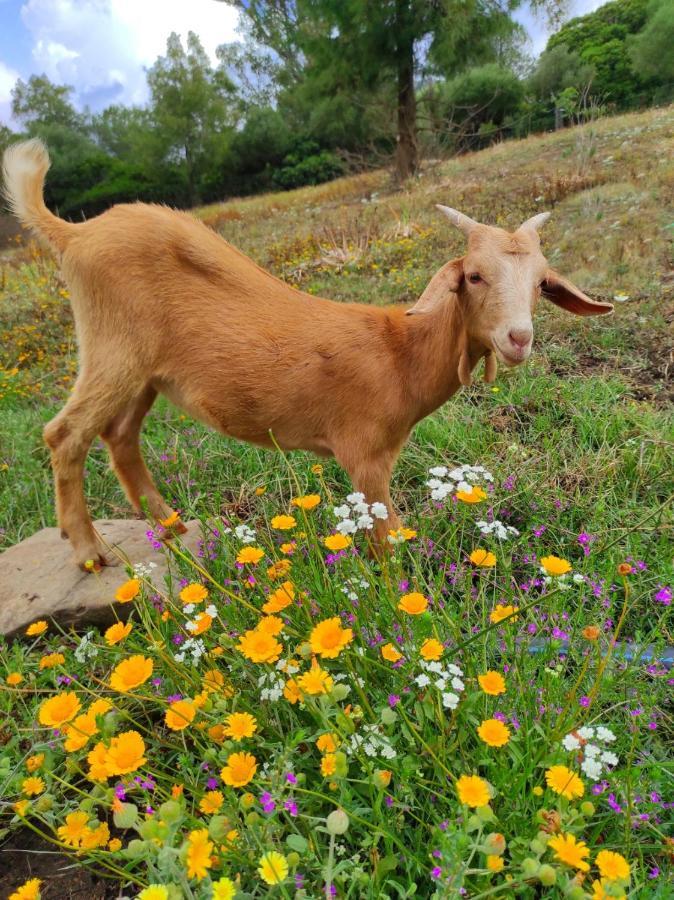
<box><xmin>406</xmin><ymin>258</ymin><xmax>464</xmax><ymax>315</ymax></box>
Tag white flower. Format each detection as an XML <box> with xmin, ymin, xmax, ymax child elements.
<box><xmin>601</xmin><ymin>751</ymin><xmax>619</xmax><ymax>767</ymax></box>
<box><xmin>346</xmin><ymin>492</ymin><xmax>365</xmax><ymax>505</ymax></box>
<box><xmin>456</xmin><ymin>480</ymin><xmax>472</xmax><ymax>493</ymax></box>
<box><xmin>205</xmin><ymin>604</ymin><xmax>217</xmax><ymax>618</ymax></box>
<box><xmin>562</xmin><ymin>734</ymin><xmax>581</xmax><ymax>751</ymax></box>
<box><xmin>183</xmin><ymin>603</ymin><xmax>195</xmax><ymax>615</ymax></box>
<box><xmin>572</xmin><ymin>573</ymin><xmax>585</xmax><ymax>584</ymax></box>
<box><xmin>585</xmin><ymin>742</ymin><xmax>600</xmax><ymax>758</ymax></box>
<box><xmin>429</xmin><ymin>466</ymin><xmax>448</xmax><ymax>477</ymax></box>
<box><xmin>426</xmin><ymin>661</ymin><xmax>444</xmax><ymax>674</ymax></box>
<box><xmin>581</xmin><ymin>757</ymin><xmax>603</xmax><ymax>780</ymax></box>
<box><xmin>371</xmin><ymin>502</ymin><xmax>389</xmax><ymax>520</ymax></box>
<box><xmin>174</xmin><ymin>652</ymin><xmax>186</xmax><ymax>663</ymax></box>
<box><xmin>185</xmin><ymin>620</ymin><xmax>198</xmax><ymax>632</ymax></box>
<box><xmin>596</xmin><ymin>726</ymin><xmax>616</xmax><ymax>743</ymax></box>
<box><xmin>235</xmin><ymin>524</ymin><xmax>256</xmax><ymax>544</ymax></box>
<box><xmin>415</xmin><ymin>674</ymin><xmax>431</xmax><ymax>688</ymax></box>
<box><xmin>333</xmin><ymin>505</ymin><xmax>351</xmax><ymax>519</ymax></box>
<box><xmin>447</xmin><ymin>664</ymin><xmax>464</xmax><ymax>677</ymax></box>
<box><xmin>451</xmin><ymin>677</ymin><xmax>465</xmax><ymax>692</ymax></box>
<box><xmin>352</xmin><ymin>501</ymin><xmax>370</xmax><ymax>516</ymax></box>
<box><xmin>336</xmin><ymin>518</ymin><xmax>357</xmax><ymax>535</ymax></box>
<box><xmin>434</xmin><ymin>678</ymin><xmax>447</xmax><ymax>691</ymax></box>
<box><xmin>442</xmin><ymin>692</ymin><xmax>459</xmax><ymax>710</ymax></box>
<box><xmin>577</xmin><ymin>726</ymin><xmax>595</xmax><ymax>740</ymax></box>
<box><xmin>357</xmin><ymin>514</ymin><xmax>374</xmax><ymax>530</ymax></box>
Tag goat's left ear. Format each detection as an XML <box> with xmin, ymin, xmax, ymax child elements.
<box><xmin>542</xmin><ymin>269</ymin><xmax>614</xmax><ymax>317</ymax></box>
<box><xmin>407</xmin><ymin>258</ymin><xmax>464</xmax><ymax>315</ymax></box>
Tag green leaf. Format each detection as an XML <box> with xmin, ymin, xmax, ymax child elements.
<box><xmin>286</xmin><ymin>833</ymin><xmax>308</xmax><ymax>853</ymax></box>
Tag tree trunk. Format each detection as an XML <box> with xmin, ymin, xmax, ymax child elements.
<box><xmin>395</xmin><ymin>14</ymin><xmax>418</xmax><ymax>181</ymax></box>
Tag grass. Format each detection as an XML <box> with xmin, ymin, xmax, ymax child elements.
<box><xmin>0</xmin><ymin>106</ymin><xmax>672</xmax><ymax>899</ymax></box>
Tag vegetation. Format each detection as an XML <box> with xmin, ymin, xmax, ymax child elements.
<box><xmin>0</xmin><ymin>106</ymin><xmax>672</xmax><ymax>898</ymax></box>
<box><xmin>1</xmin><ymin>0</ymin><xmax>673</xmax><ymax>217</ymax></box>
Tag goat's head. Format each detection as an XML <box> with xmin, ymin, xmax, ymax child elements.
<box><xmin>408</xmin><ymin>206</ymin><xmax>613</xmax><ymax>371</ymax></box>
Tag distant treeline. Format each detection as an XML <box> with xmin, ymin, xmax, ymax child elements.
<box><xmin>1</xmin><ymin>0</ymin><xmax>671</xmax><ymax>217</ymax></box>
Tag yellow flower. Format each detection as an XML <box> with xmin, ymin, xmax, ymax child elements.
<box><xmin>280</xmin><ymin>541</ymin><xmax>296</xmax><ymax>555</ymax></box>
<box><xmin>180</xmin><ymin>583</ymin><xmax>209</xmax><ymax>604</ymax></box>
<box><xmin>617</xmin><ymin>562</ymin><xmax>632</xmax><ymax>576</ymax></box>
<box><xmin>310</xmin><ymin>617</ymin><xmax>354</xmax><ymax>658</ymax></box>
<box><xmin>470</xmin><ymin>548</ymin><xmax>496</xmax><ymax>567</ymax></box>
<box><xmin>316</xmin><ymin>733</ymin><xmax>339</xmax><ymax>753</ymax></box>
<box><xmin>57</xmin><ymin>810</ymin><xmax>91</xmax><ymax>847</ymax></box>
<box><xmin>456</xmin><ymin>774</ymin><xmax>491</xmax><ymax>808</ymax></box>
<box><xmin>258</xmin><ymin>850</ymin><xmax>289</xmax><ymax>885</ymax></box>
<box><xmin>190</xmin><ymin>611</ymin><xmax>213</xmax><ymax>635</ymax></box>
<box><xmin>9</xmin><ymin>878</ymin><xmax>42</xmax><ymax>900</ymax></box>
<box><xmin>186</xmin><ymin>828</ymin><xmax>213</xmax><ymax>881</ymax></box>
<box><xmin>224</xmin><ymin>711</ymin><xmax>258</xmax><ymax>740</ymax></box>
<box><xmin>321</xmin><ymin>753</ymin><xmax>337</xmax><ymax>776</ymax></box>
<box><xmin>256</xmin><ymin>614</ymin><xmax>285</xmax><ymax>636</ymax></box>
<box><xmin>6</xmin><ymin>672</ymin><xmax>23</xmax><ymax>686</ymax></box>
<box><xmin>583</xmin><ymin>625</ymin><xmax>600</xmax><ymax>641</ymax></box>
<box><xmin>456</xmin><ymin>486</ymin><xmax>487</xmax><ymax>503</ymax></box>
<box><xmin>26</xmin><ymin>620</ymin><xmax>48</xmax><ymax>637</ymax></box>
<box><xmin>108</xmin><ymin>838</ymin><xmax>122</xmax><ymax>852</ymax></box>
<box><xmin>39</xmin><ymin>652</ymin><xmax>65</xmax><ymax>670</ymax></box>
<box><xmin>489</xmin><ymin>604</ymin><xmax>519</xmax><ymax>624</ymax></box>
<box><xmin>478</xmin><ymin>671</ymin><xmax>506</xmax><ymax>696</ymax></box>
<box><xmin>540</xmin><ymin>555</ymin><xmax>572</xmax><ymax>576</ymax></box>
<box><xmin>26</xmin><ymin>754</ymin><xmax>45</xmax><ymax>772</ymax></box>
<box><xmin>165</xmin><ymin>700</ymin><xmax>196</xmax><ymax>731</ymax></box>
<box><xmin>255</xmin><ymin>485</ymin><xmax>267</xmax><ymax>495</ymax></box>
<box><xmin>297</xmin><ymin>661</ymin><xmax>333</xmax><ymax>696</ymax></box>
<box><xmin>14</xmin><ymin>800</ymin><xmax>30</xmax><ymax>817</ymax></box>
<box><xmin>267</xmin><ymin>559</ymin><xmax>292</xmax><ymax>579</ymax></box>
<box><xmin>160</xmin><ymin>511</ymin><xmax>180</xmax><ymax>528</ymax></box>
<box><xmin>138</xmin><ymin>887</ymin><xmax>169</xmax><ymax>900</ymax></box>
<box><xmin>548</xmin><ymin>832</ymin><xmax>590</xmax><ymax>871</ymax></box>
<box><xmin>420</xmin><ymin>638</ymin><xmax>444</xmax><ymax>661</ymax></box>
<box><xmin>477</xmin><ymin>718</ymin><xmax>511</xmax><ymax>747</ymax></box>
<box><xmin>596</xmin><ymin>850</ymin><xmax>630</xmax><ymax>882</ymax></box>
<box><xmin>263</xmin><ymin>581</ymin><xmax>295</xmax><ymax>613</ymax></box>
<box><xmin>271</xmin><ymin>514</ymin><xmax>297</xmax><ymax>530</ymax></box>
<box><xmin>545</xmin><ymin>765</ymin><xmax>585</xmax><ymax>800</ymax></box>
<box><xmin>212</xmin><ymin>877</ymin><xmax>236</xmax><ymax>900</ymax></box>
<box><xmin>388</xmin><ymin>526</ymin><xmax>417</xmax><ymax>542</ymax></box>
<box><xmin>221</xmin><ymin>751</ymin><xmax>258</xmax><ymax>787</ymax></box>
<box><xmin>80</xmin><ymin>821</ymin><xmax>110</xmax><ymax>850</ymax></box>
<box><xmin>292</xmin><ymin>494</ymin><xmax>321</xmax><ymax>510</ymax></box>
<box><xmin>64</xmin><ymin>712</ymin><xmax>99</xmax><ymax>752</ymax></box>
<box><xmin>311</xmin><ymin>463</ymin><xmax>323</xmax><ymax>474</ymax></box>
<box><xmin>104</xmin><ymin>621</ymin><xmax>133</xmax><ymax>645</ymax></box>
<box><xmin>22</xmin><ymin>776</ymin><xmax>45</xmax><ymax>796</ymax></box>
<box><xmin>592</xmin><ymin>878</ymin><xmax>626</xmax><ymax>900</ymax></box>
<box><xmin>105</xmin><ymin>731</ymin><xmax>147</xmax><ymax>775</ymax></box>
<box><xmin>38</xmin><ymin>692</ymin><xmax>81</xmax><ymax>728</ymax></box>
<box><xmin>381</xmin><ymin>643</ymin><xmax>403</xmax><ymax>662</ymax></box>
<box><xmin>238</xmin><ymin>628</ymin><xmax>283</xmax><ymax>663</ymax></box>
<box><xmin>237</xmin><ymin>546</ymin><xmax>264</xmax><ymax>565</ymax></box>
<box><xmin>114</xmin><ymin>579</ymin><xmax>140</xmax><ymax>603</ymax></box>
<box><xmin>109</xmin><ymin>655</ymin><xmax>153</xmax><ymax>691</ymax></box>
<box><xmin>284</xmin><ymin>678</ymin><xmax>301</xmax><ymax>704</ymax></box>
<box><xmin>398</xmin><ymin>592</ymin><xmax>428</xmax><ymax>615</ymax></box>
<box><xmin>487</xmin><ymin>855</ymin><xmax>505</xmax><ymax>872</ymax></box>
<box><xmin>199</xmin><ymin>790</ymin><xmax>224</xmax><ymax>815</ymax></box>
<box><xmin>323</xmin><ymin>533</ymin><xmax>351</xmax><ymax>551</ymax></box>
<box><xmin>87</xmin><ymin>742</ymin><xmax>110</xmax><ymax>781</ymax></box>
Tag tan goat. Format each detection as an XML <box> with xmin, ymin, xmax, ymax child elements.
<box><xmin>3</xmin><ymin>139</ymin><xmax>613</xmax><ymax>569</ymax></box>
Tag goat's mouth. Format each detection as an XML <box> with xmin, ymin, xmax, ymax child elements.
<box><xmin>493</xmin><ymin>341</ymin><xmax>531</xmax><ymax>367</ymax></box>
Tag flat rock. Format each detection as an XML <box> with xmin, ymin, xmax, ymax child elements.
<box><xmin>0</xmin><ymin>519</ymin><xmax>204</xmax><ymax>638</ymax></box>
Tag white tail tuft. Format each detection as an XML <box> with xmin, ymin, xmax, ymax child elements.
<box><xmin>2</xmin><ymin>138</ymin><xmax>75</xmax><ymax>253</ymax></box>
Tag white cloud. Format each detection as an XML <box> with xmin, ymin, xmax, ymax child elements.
<box><xmin>19</xmin><ymin>0</ymin><xmax>240</xmax><ymax>111</ymax></box>
<box><xmin>0</xmin><ymin>60</ymin><xmax>20</xmax><ymax>124</ymax></box>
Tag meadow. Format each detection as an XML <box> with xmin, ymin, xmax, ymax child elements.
<box><xmin>0</xmin><ymin>105</ymin><xmax>672</xmax><ymax>899</ymax></box>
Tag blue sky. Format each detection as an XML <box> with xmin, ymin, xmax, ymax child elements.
<box><xmin>0</xmin><ymin>0</ymin><xmax>605</xmax><ymax>126</ymax></box>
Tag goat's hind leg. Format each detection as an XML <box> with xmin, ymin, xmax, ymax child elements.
<box><xmin>101</xmin><ymin>385</ymin><xmax>186</xmax><ymax>536</ymax></box>
<box><xmin>44</xmin><ymin>376</ymin><xmax>140</xmax><ymax>570</ymax></box>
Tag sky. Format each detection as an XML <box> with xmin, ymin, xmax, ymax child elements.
<box><xmin>0</xmin><ymin>0</ymin><xmax>607</xmax><ymax>127</ymax></box>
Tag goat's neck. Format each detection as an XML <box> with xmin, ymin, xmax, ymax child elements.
<box><xmin>403</xmin><ymin>297</ymin><xmax>485</xmax><ymax>420</ymax></box>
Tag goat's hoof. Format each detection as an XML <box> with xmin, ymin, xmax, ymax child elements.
<box><xmin>60</xmin><ymin>529</ymin><xmax>69</xmax><ymax>540</ymax></box>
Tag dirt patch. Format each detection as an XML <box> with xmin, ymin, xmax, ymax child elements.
<box><xmin>0</xmin><ymin>829</ymin><xmax>121</xmax><ymax>898</ymax></box>
<box><xmin>0</xmin><ymin>215</ymin><xmax>23</xmax><ymax>251</ymax></box>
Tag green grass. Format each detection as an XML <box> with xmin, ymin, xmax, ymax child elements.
<box><xmin>0</xmin><ymin>106</ymin><xmax>672</xmax><ymax>899</ymax></box>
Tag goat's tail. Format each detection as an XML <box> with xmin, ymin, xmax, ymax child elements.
<box><xmin>2</xmin><ymin>139</ymin><xmax>77</xmax><ymax>254</ymax></box>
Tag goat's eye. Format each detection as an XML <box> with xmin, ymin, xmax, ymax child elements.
<box><xmin>468</xmin><ymin>273</ymin><xmax>482</xmax><ymax>284</ymax></box>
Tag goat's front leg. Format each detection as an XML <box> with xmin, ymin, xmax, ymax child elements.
<box><xmin>338</xmin><ymin>450</ymin><xmax>401</xmax><ymax>555</ymax></box>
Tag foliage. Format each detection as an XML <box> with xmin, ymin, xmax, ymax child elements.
<box><xmin>11</xmin><ymin>75</ymin><xmax>84</xmax><ymax>132</ymax></box>
<box><xmin>629</xmin><ymin>0</ymin><xmax>674</xmax><ymax>95</ymax></box>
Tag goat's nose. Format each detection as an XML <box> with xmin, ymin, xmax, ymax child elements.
<box><xmin>508</xmin><ymin>327</ymin><xmax>533</xmax><ymax>349</ymax></box>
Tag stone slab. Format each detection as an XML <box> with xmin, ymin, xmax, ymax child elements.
<box><xmin>0</xmin><ymin>519</ymin><xmax>203</xmax><ymax>638</ymax></box>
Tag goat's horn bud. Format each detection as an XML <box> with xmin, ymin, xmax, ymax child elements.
<box><xmin>519</xmin><ymin>212</ymin><xmax>551</xmax><ymax>232</ymax></box>
<box><xmin>436</xmin><ymin>205</ymin><xmax>478</xmax><ymax>236</ymax></box>
<box><xmin>483</xmin><ymin>350</ymin><xmax>497</xmax><ymax>383</ymax></box>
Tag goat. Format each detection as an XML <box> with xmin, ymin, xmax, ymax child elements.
<box><xmin>2</xmin><ymin>139</ymin><xmax>613</xmax><ymax>569</ymax></box>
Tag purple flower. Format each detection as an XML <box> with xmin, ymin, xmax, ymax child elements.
<box><xmin>431</xmin><ymin>866</ymin><xmax>442</xmax><ymax>879</ymax></box>
<box><xmin>579</xmin><ymin>696</ymin><xmax>591</xmax><ymax>708</ymax></box>
<box><xmin>284</xmin><ymin>799</ymin><xmax>298</xmax><ymax>817</ymax></box>
<box><xmin>654</xmin><ymin>586</ymin><xmax>672</xmax><ymax>606</ymax></box>
<box><xmin>206</xmin><ymin>777</ymin><xmax>219</xmax><ymax>790</ymax></box>
<box><xmin>388</xmin><ymin>694</ymin><xmax>400</xmax><ymax>707</ymax></box>
<box><xmin>286</xmin><ymin>772</ymin><xmax>298</xmax><ymax>785</ymax></box>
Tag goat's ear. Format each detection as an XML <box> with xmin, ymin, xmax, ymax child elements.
<box><xmin>406</xmin><ymin>258</ymin><xmax>464</xmax><ymax>315</ymax></box>
<box><xmin>542</xmin><ymin>269</ymin><xmax>614</xmax><ymax>317</ymax></box>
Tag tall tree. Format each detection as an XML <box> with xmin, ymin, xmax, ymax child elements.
<box><xmin>11</xmin><ymin>74</ymin><xmax>83</xmax><ymax>131</ymax></box>
<box><xmin>147</xmin><ymin>32</ymin><xmax>236</xmax><ymax>205</ymax></box>
<box><xmin>223</xmin><ymin>0</ymin><xmax>555</xmax><ymax>180</ymax></box>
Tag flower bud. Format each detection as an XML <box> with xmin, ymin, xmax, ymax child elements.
<box><xmin>240</xmin><ymin>792</ymin><xmax>256</xmax><ymax>810</ymax></box>
<box><xmin>538</xmin><ymin>864</ymin><xmax>557</xmax><ymax>886</ymax></box>
<box><xmin>287</xmin><ymin>851</ymin><xmax>300</xmax><ymax>867</ymax></box>
<box><xmin>580</xmin><ymin>801</ymin><xmax>595</xmax><ymax>817</ymax></box>
<box><xmin>159</xmin><ymin>800</ymin><xmax>183</xmax><ymax>824</ymax></box>
<box><xmin>326</xmin><ymin>808</ymin><xmax>349</xmax><ymax>835</ymax></box>
<box><xmin>521</xmin><ymin>858</ymin><xmax>540</xmax><ymax>878</ymax></box>
<box><xmin>332</xmin><ymin>683</ymin><xmax>350</xmax><ymax>702</ymax></box>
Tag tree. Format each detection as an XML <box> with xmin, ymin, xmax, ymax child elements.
<box><xmin>223</xmin><ymin>0</ymin><xmax>555</xmax><ymax>181</ymax></box>
<box><xmin>147</xmin><ymin>32</ymin><xmax>236</xmax><ymax>205</ymax></box>
<box><xmin>11</xmin><ymin>75</ymin><xmax>83</xmax><ymax>131</ymax></box>
<box><xmin>629</xmin><ymin>0</ymin><xmax>674</xmax><ymax>87</ymax></box>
